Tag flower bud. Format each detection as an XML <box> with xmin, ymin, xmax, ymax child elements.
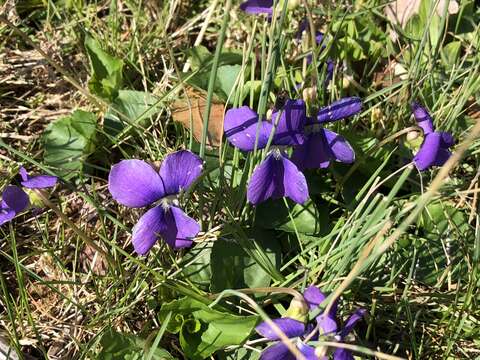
<box><xmin>284</xmin><ymin>297</ymin><xmax>309</xmax><ymax>323</ymax></box>
<box><xmin>394</xmin><ymin>62</ymin><xmax>408</xmax><ymax>81</ymax></box>
<box><xmin>342</xmin><ymin>75</ymin><xmax>353</xmax><ymax>89</ymax></box>
<box><xmin>266</xmin><ymin>108</ymin><xmax>273</xmax><ymax>121</ymax></box>
<box><xmin>406</xmin><ymin>130</ymin><xmax>420</xmax><ymax>142</ymax></box>
<box><xmin>302</xmin><ymin>86</ymin><xmax>317</xmax><ymax>103</ymax></box>
<box><xmin>288</xmin><ymin>0</ymin><xmax>301</xmax><ymax>10</ymax></box>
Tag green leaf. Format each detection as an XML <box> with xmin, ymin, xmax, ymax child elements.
<box><xmin>186</xmin><ymin>45</ymin><xmax>213</xmax><ymax>71</ymax></box>
<box><xmin>185</xmin><ymin>46</ymin><xmax>243</xmax><ymax>70</ymax></box>
<box><xmin>159</xmin><ymin>298</ymin><xmax>258</xmax><ymax>360</ymax></box>
<box><xmin>218</xmin><ymin>347</ymin><xmax>261</xmax><ymax>360</ymax></box>
<box><xmin>183</xmin><ymin>46</ymin><xmax>243</xmax><ymax>102</ymax></box>
<box><xmin>429</xmin><ymin>14</ymin><xmax>443</xmax><ymax>50</ymax></box>
<box><xmin>180</xmin><ymin>241</ymin><xmax>213</xmax><ymax>290</ymax></box>
<box><xmin>210</xmin><ymin>232</ymin><xmax>281</xmax><ymax>292</ymax></box>
<box><xmin>98</xmin><ymin>329</ymin><xmax>176</xmax><ymax>360</ymax></box>
<box><xmin>255</xmin><ymin>199</ymin><xmax>322</xmax><ymax>235</ymax></box>
<box><xmin>85</xmin><ymin>35</ymin><xmax>123</xmax><ymax>100</ymax></box>
<box><xmin>43</xmin><ymin>110</ymin><xmax>97</xmax><ymax>179</ymax></box>
<box><xmin>441</xmin><ymin>41</ymin><xmax>461</xmax><ymax>67</ymax></box>
<box><xmin>216</xmin><ymin>65</ymin><xmax>242</xmax><ymax>100</ymax></box>
<box><xmin>240</xmin><ymin>80</ymin><xmax>263</xmax><ymax>103</ymax></box>
<box><xmin>104</xmin><ymin>90</ymin><xmax>159</xmax><ymax>136</ymax></box>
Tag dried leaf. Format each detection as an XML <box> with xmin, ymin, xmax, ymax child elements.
<box><xmin>171</xmin><ymin>89</ymin><xmax>225</xmax><ymax>148</ymax></box>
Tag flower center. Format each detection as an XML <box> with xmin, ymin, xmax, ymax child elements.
<box><xmin>159</xmin><ymin>195</ymin><xmax>179</xmax><ymax>209</ymax></box>
<box><xmin>304</xmin><ymin>123</ymin><xmax>323</xmax><ymax>135</ymax></box>
<box><xmin>270</xmin><ymin>146</ymin><xmax>285</xmax><ymax>160</ymax></box>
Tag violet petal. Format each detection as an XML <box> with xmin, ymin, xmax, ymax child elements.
<box><xmin>255</xmin><ymin>318</ymin><xmax>305</xmax><ymax>340</ymax></box>
<box><xmin>260</xmin><ymin>342</ymin><xmax>296</xmax><ymax>360</ymax></box>
<box><xmin>0</xmin><ymin>207</ymin><xmax>16</xmax><ymax>226</ymax></box>
<box><xmin>108</xmin><ymin>160</ymin><xmax>165</xmax><ymax>208</ymax></box>
<box><xmin>290</xmin><ymin>132</ymin><xmax>332</xmax><ymax>171</ymax></box>
<box><xmin>413</xmin><ymin>133</ymin><xmax>452</xmax><ymax>171</ymax></box>
<box><xmin>303</xmin><ymin>285</ymin><xmax>327</xmax><ymax>311</ymax></box>
<box><xmin>131</xmin><ymin>205</ymin><xmax>199</xmax><ymax>255</ymax></box>
<box><xmin>271</xmin><ymin>99</ymin><xmax>306</xmax><ymax>146</ymax></box>
<box><xmin>240</xmin><ymin>0</ymin><xmax>273</xmax><ymax>15</ymax></box>
<box><xmin>303</xmin><ymin>286</ymin><xmax>338</xmax><ymax>335</ymax></box>
<box><xmin>131</xmin><ymin>205</ymin><xmax>168</xmax><ymax>255</ymax></box>
<box><xmin>159</xmin><ymin>150</ymin><xmax>203</xmax><ymax>195</ymax></box>
<box><xmin>2</xmin><ymin>185</ymin><xmax>29</xmax><ymax>214</ymax></box>
<box><xmin>317</xmin><ymin>97</ymin><xmax>362</xmax><ymax>123</ymax></box>
<box><xmin>162</xmin><ymin>206</ymin><xmax>199</xmax><ymax>249</ymax></box>
<box><xmin>440</xmin><ymin>131</ymin><xmax>455</xmax><ymax>147</ymax></box>
<box><xmin>298</xmin><ymin>341</ymin><xmax>325</xmax><ymax>360</ymax></box>
<box><xmin>0</xmin><ymin>186</ymin><xmax>30</xmax><ymax>226</ymax></box>
<box><xmin>339</xmin><ymin>308</ymin><xmax>367</xmax><ymax>339</ymax></box>
<box><xmin>411</xmin><ymin>102</ymin><xmax>435</xmax><ymax>134</ymax></box>
<box><xmin>247</xmin><ymin>153</ymin><xmax>308</xmax><ymax>205</ymax></box>
<box><xmin>19</xmin><ymin>167</ymin><xmax>58</xmax><ymax>189</ymax></box>
<box><xmin>19</xmin><ymin>167</ymin><xmax>29</xmax><ymax>182</ymax></box>
<box><xmin>224</xmin><ymin>106</ymin><xmax>273</xmax><ymax>151</ymax></box>
<box><xmin>324</xmin><ymin>129</ymin><xmax>355</xmax><ymax>164</ymax></box>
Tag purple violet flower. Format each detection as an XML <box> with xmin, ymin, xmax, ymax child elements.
<box><xmin>240</xmin><ymin>0</ymin><xmax>273</xmax><ymax>15</ymax></box>
<box><xmin>108</xmin><ymin>150</ymin><xmax>203</xmax><ymax>255</ymax></box>
<box><xmin>0</xmin><ymin>167</ymin><xmax>57</xmax><ymax>226</ymax></box>
<box><xmin>291</xmin><ymin>97</ymin><xmax>362</xmax><ymax>170</ymax></box>
<box><xmin>224</xmin><ymin>99</ymin><xmax>309</xmax><ymax>205</ymax></box>
<box><xmin>411</xmin><ymin>102</ymin><xmax>454</xmax><ymax>171</ymax></box>
<box><xmin>255</xmin><ymin>285</ymin><xmax>366</xmax><ymax>360</ymax></box>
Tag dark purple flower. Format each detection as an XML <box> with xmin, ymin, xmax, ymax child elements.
<box><xmin>108</xmin><ymin>150</ymin><xmax>203</xmax><ymax>254</ymax></box>
<box><xmin>255</xmin><ymin>286</ymin><xmax>366</xmax><ymax>360</ymax></box>
<box><xmin>224</xmin><ymin>99</ymin><xmax>309</xmax><ymax>205</ymax></box>
<box><xmin>0</xmin><ymin>167</ymin><xmax>57</xmax><ymax>226</ymax></box>
<box><xmin>291</xmin><ymin>97</ymin><xmax>361</xmax><ymax>170</ymax></box>
<box><xmin>240</xmin><ymin>0</ymin><xmax>273</xmax><ymax>15</ymax></box>
<box><xmin>411</xmin><ymin>102</ymin><xmax>454</xmax><ymax>171</ymax></box>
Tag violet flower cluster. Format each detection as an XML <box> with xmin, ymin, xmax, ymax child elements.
<box><xmin>255</xmin><ymin>285</ymin><xmax>366</xmax><ymax>360</ymax></box>
<box><xmin>224</xmin><ymin>97</ymin><xmax>362</xmax><ymax>206</ymax></box>
<box><xmin>0</xmin><ymin>167</ymin><xmax>57</xmax><ymax>226</ymax></box>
